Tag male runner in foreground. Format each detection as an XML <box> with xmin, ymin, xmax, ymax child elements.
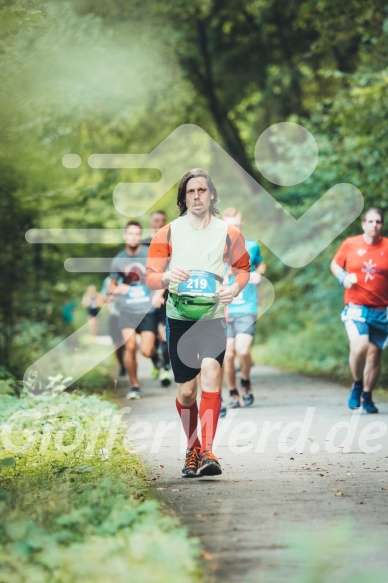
<box><xmin>146</xmin><ymin>168</ymin><xmax>250</xmax><ymax>477</ymax></box>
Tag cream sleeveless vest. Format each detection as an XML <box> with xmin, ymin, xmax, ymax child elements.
<box><xmin>167</xmin><ymin>214</ymin><xmax>228</xmax><ymax>320</ymax></box>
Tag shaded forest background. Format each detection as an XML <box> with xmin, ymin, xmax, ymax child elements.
<box><xmin>1</xmin><ymin>0</ymin><xmax>388</xmax><ymax>385</ymax></box>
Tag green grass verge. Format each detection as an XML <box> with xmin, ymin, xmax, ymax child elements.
<box><xmin>0</xmin><ymin>390</ymin><xmax>202</xmax><ymax>583</ymax></box>
<box><xmin>252</xmin><ymin>322</ymin><xmax>350</xmax><ymax>382</ymax></box>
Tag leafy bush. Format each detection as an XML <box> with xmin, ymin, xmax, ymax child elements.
<box><xmin>0</xmin><ymin>391</ymin><xmax>202</xmax><ymax>583</ymax></box>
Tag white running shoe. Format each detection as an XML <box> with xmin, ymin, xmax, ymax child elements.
<box><xmin>126</xmin><ymin>387</ymin><xmax>141</xmax><ymax>400</ymax></box>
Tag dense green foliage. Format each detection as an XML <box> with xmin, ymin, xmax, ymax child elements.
<box><xmin>1</xmin><ymin>0</ymin><xmax>388</xmax><ymax>383</ymax></box>
<box><xmin>0</xmin><ymin>391</ymin><xmax>201</xmax><ymax>583</ymax></box>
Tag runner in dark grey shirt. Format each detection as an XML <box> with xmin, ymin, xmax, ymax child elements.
<box><xmin>109</xmin><ymin>221</ymin><xmax>165</xmax><ymax>399</ymax></box>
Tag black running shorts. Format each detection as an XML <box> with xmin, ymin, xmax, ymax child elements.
<box><xmin>155</xmin><ymin>302</ymin><xmax>167</xmax><ymax>326</ymax></box>
<box><xmin>167</xmin><ymin>317</ymin><xmax>227</xmax><ymax>383</ymax></box>
<box><xmin>119</xmin><ymin>311</ymin><xmax>158</xmax><ymax>335</ymax></box>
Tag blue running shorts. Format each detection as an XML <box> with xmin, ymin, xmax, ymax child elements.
<box><xmin>341</xmin><ymin>304</ymin><xmax>388</xmax><ymax>349</ymax></box>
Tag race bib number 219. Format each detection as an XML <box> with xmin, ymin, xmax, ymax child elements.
<box><xmin>178</xmin><ymin>270</ymin><xmax>217</xmax><ymax>296</ymax></box>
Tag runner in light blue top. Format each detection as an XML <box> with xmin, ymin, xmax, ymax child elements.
<box><xmin>223</xmin><ymin>208</ymin><xmax>266</xmax><ymax>408</ymax></box>
<box><xmin>227</xmin><ymin>239</ymin><xmax>263</xmax><ymax>316</ymax></box>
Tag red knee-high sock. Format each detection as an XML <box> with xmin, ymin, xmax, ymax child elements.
<box><xmin>199</xmin><ymin>390</ymin><xmax>221</xmax><ymax>454</ymax></box>
<box><xmin>176</xmin><ymin>399</ymin><xmax>201</xmax><ymax>449</ymax></box>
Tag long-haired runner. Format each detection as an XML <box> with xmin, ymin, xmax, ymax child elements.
<box><xmin>146</xmin><ymin>168</ymin><xmax>250</xmax><ymax>477</ymax></box>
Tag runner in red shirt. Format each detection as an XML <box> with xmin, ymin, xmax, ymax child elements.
<box><xmin>331</xmin><ymin>208</ymin><xmax>388</xmax><ymax>413</ymax></box>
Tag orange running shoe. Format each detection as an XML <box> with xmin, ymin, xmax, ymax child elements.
<box><xmin>197</xmin><ymin>450</ymin><xmax>222</xmax><ymax>477</ymax></box>
<box><xmin>182</xmin><ymin>447</ymin><xmax>201</xmax><ymax>478</ymax></box>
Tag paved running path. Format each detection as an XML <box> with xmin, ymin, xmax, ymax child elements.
<box><xmin>114</xmin><ymin>361</ymin><xmax>388</xmax><ymax>582</ymax></box>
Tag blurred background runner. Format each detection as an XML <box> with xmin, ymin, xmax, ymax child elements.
<box><xmin>331</xmin><ymin>207</ymin><xmax>388</xmax><ymax>414</ymax></box>
<box><xmin>222</xmin><ymin>207</ymin><xmax>266</xmax><ymax>409</ymax></box>
<box><xmin>143</xmin><ymin>210</ymin><xmax>172</xmax><ymax>387</ymax></box>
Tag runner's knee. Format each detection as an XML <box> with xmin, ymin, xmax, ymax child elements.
<box><xmin>201</xmin><ymin>365</ymin><xmax>220</xmax><ymax>387</ymax></box>
<box><xmin>224</xmin><ymin>346</ymin><xmax>235</xmax><ymax>362</ymax></box>
<box><xmin>124</xmin><ymin>339</ymin><xmax>137</xmax><ymax>353</ymax></box>
<box><xmin>237</xmin><ymin>346</ymin><xmax>250</xmax><ymax>358</ymax></box>
<box><xmin>366</xmin><ymin>344</ymin><xmax>381</xmax><ymax>365</ymax></box>
<box><xmin>350</xmin><ymin>342</ymin><xmax>369</xmax><ymax>359</ymax></box>
<box><xmin>179</xmin><ymin>383</ymin><xmax>197</xmax><ymax>401</ymax></box>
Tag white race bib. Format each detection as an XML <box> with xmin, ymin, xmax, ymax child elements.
<box><xmin>178</xmin><ymin>270</ymin><xmax>217</xmax><ymax>296</ymax></box>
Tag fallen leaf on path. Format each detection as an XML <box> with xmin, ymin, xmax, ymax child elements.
<box><xmin>156</xmin><ymin>487</ymin><xmax>168</xmax><ymax>491</ymax></box>
<box><xmin>335</xmin><ymin>491</ymin><xmax>344</xmax><ymax>497</ymax></box>
<box><xmin>381</xmin><ymin>487</ymin><xmax>388</xmax><ymax>491</ymax></box>
<box><xmin>172</xmin><ymin>488</ymin><xmax>180</xmax><ymax>492</ymax></box>
<box><xmin>201</xmin><ymin>551</ymin><xmax>215</xmax><ymax>560</ymax></box>
<box><xmin>159</xmin><ymin>465</ymin><xmax>164</xmax><ymax>468</ymax></box>
<box><xmin>347</xmin><ymin>472</ymin><xmax>355</xmax><ymax>476</ymax></box>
